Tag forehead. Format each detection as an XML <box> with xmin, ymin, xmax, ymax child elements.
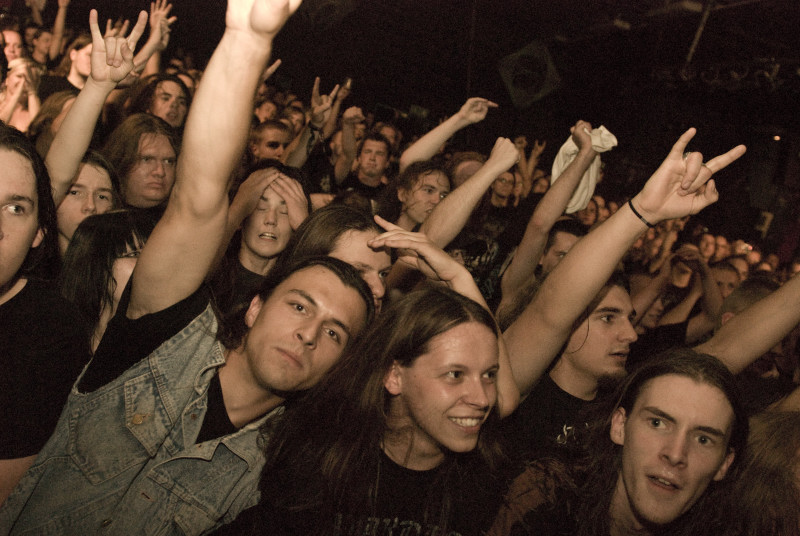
<box><xmin>261</xmin><ymin>127</ymin><xmax>289</xmax><ymax>142</ymax></box>
<box><xmin>550</xmin><ymin>231</ymin><xmax>580</xmax><ymax>251</ymax></box>
<box><xmin>415</xmin><ymin>171</ymin><xmax>449</xmax><ymax>189</ymax></box>
<box><xmin>362</xmin><ymin>140</ymin><xmax>388</xmax><ymax>153</ymax></box>
<box><xmin>3</xmin><ymin>31</ymin><xmax>21</xmax><ymax>44</ymax></box>
<box><xmin>331</xmin><ymin>229</ymin><xmax>391</xmax><ymax>270</ymax></box>
<box><xmin>633</xmin><ymin>374</ymin><xmax>734</xmax><ymax>436</ymax></box>
<box><xmin>0</xmin><ymin>148</ymin><xmax>37</xmax><ymax>201</ymax></box>
<box><xmin>268</xmin><ymin>266</ymin><xmax>367</xmax><ymax>329</ymax></box>
<box><xmin>156</xmin><ymin>80</ymin><xmax>185</xmax><ymax>97</ymax></box>
<box><xmin>414</xmin><ymin>322</ymin><xmax>498</xmax><ymax>370</ymax></box>
<box><xmin>137</xmin><ymin>133</ymin><xmax>176</xmax><ymax>156</ymax></box>
<box><xmin>593</xmin><ymin>285</ymin><xmax>633</xmax><ymax>314</ymax></box>
<box><xmin>76</xmin><ymin>163</ymin><xmax>112</xmax><ymax>188</ymax></box>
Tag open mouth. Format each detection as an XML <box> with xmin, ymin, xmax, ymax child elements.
<box><xmin>259</xmin><ymin>232</ymin><xmax>278</xmax><ymax>240</ymax></box>
<box><xmin>648</xmin><ymin>475</ymin><xmax>680</xmax><ymax>490</ymax></box>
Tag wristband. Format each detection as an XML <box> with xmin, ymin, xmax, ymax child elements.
<box><xmin>628</xmin><ymin>199</ymin><xmax>655</xmax><ymax>228</ymax></box>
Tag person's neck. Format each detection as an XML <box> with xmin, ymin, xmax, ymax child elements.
<box><xmin>218</xmin><ymin>346</ymin><xmax>285</xmax><ymax>428</ymax></box>
<box><xmin>382</xmin><ymin>408</ymin><xmax>445</xmax><ymax>471</ymax></box>
<box><xmin>239</xmin><ymin>247</ymin><xmax>277</xmax><ymax>277</ymax></box>
<box><xmin>0</xmin><ymin>277</ymin><xmax>27</xmax><ymax>307</ymax></box>
<box><xmin>549</xmin><ymin>360</ymin><xmax>599</xmax><ymax>401</ymax></box>
<box><xmin>59</xmin><ymin>233</ymin><xmax>70</xmax><ymax>257</ymax></box>
<box><xmin>608</xmin><ymin>476</ymin><xmax>652</xmax><ymax>536</ymax></box>
<box><xmin>395</xmin><ymin>212</ymin><xmax>417</xmax><ymax>231</ymax></box>
<box><xmin>32</xmin><ymin>49</ymin><xmax>47</xmax><ymax>64</ymax></box>
<box><xmin>66</xmin><ymin>70</ymin><xmax>86</xmax><ymax>89</ymax></box>
<box><xmin>357</xmin><ymin>170</ymin><xmax>383</xmax><ymax>188</ymax></box>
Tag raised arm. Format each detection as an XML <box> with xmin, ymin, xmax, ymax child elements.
<box><xmin>499</xmin><ymin>120</ymin><xmax>597</xmax><ymax>301</ymax></box>
<box><xmin>128</xmin><ymin>0</ymin><xmax>302</xmax><ymax>318</ymax></box>
<box><xmin>419</xmin><ymin>137</ymin><xmax>518</xmax><ymax>248</ymax></box>
<box><xmin>398</xmin><ymin>97</ymin><xmax>497</xmax><ymax>174</ymax></box>
<box><xmin>49</xmin><ymin>0</ymin><xmax>70</xmax><ymax>60</ymax></box>
<box><xmin>133</xmin><ymin>0</ymin><xmax>177</xmax><ymax>77</ymax></box>
<box><xmin>504</xmin><ymin>129</ymin><xmax>746</xmax><ymax>393</ymax></box>
<box><xmin>695</xmin><ymin>271</ymin><xmax>800</xmax><ymax>374</ymax></box>
<box><xmin>333</xmin><ymin>106</ymin><xmax>363</xmax><ymax>183</ymax></box>
<box><xmin>285</xmin><ymin>77</ymin><xmax>338</xmax><ymax>168</ymax></box>
<box><xmin>46</xmin><ymin>10</ymin><xmax>147</xmax><ymax>206</ymax></box>
<box><xmin>369</xmin><ymin>216</ymin><xmax>520</xmax><ymax>417</ymax></box>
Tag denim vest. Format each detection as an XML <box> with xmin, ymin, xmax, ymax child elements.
<box><xmin>0</xmin><ymin>305</ymin><xmax>282</xmax><ymax>536</ymax></box>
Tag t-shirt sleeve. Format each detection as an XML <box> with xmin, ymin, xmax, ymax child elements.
<box><xmin>78</xmin><ymin>283</ymin><xmax>212</xmax><ymax>393</ymax></box>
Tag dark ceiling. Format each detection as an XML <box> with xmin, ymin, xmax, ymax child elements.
<box><xmin>62</xmin><ymin>0</ymin><xmax>800</xmax><ymax>246</ymax></box>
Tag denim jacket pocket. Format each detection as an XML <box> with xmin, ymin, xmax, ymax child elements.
<box><xmin>68</xmin><ymin>371</ymin><xmax>172</xmax><ymax>484</ymax></box>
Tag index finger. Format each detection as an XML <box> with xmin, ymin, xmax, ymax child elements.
<box><xmin>127</xmin><ymin>11</ymin><xmax>149</xmax><ymax>47</ymax></box>
<box><xmin>328</xmin><ymin>84</ymin><xmax>340</xmax><ymax>100</ymax></box>
<box><xmin>373</xmin><ymin>214</ymin><xmax>403</xmax><ymax>232</ymax></box>
<box><xmin>668</xmin><ymin>128</ymin><xmax>698</xmax><ymax>160</ymax></box>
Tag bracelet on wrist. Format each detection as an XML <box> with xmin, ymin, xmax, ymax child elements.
<box><xmin>628</xmin><ymin>199</ymin><xmax>655</xmax><ymax>228</ymax></box>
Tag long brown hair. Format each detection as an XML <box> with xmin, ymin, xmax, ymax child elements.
<box><xmin>257</xmin><ymin>286</ymin><xmax>504</xmax><ymax>534</ymax></box>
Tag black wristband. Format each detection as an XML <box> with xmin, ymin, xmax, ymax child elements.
<box><xmin>628</xmin><ymin>199</ymin><xmax>655</xmax><ymax>228</ymax></box>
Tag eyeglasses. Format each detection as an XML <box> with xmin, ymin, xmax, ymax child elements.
<box><xmin>265</xmin><ymin>141</ymin><xmax>289</xmax><ymax>150</ymax></box>
<box><xmin>136</xmin><ymin>155</ymin><xmax>177</xmax><ymax>169</ymax></box>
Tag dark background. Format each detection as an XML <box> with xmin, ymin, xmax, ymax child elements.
<box><xmin>29</xmin><ymin>0</ymin><xmax>800</xmax><ymax>255</ymax></box>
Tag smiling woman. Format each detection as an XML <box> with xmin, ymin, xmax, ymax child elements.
<box><xmin>212</xmin><ymin>286</ymin><xmax>507</xmax><ymax>536</ymax></box>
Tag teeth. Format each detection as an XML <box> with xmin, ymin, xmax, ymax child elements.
<box><xmin>260</xmin><ymin>233</ymin><xmax>277</xmax><ymax>240</ymax></box>
<box><xmin>652</xmin><ymin>476</ymin><xmax>676</xmax><ymax>488</ymax></box>
<box><xmin>450</xmin><ymin>417</ymin><xmax>482</xmax><ymax>427</ymax></box>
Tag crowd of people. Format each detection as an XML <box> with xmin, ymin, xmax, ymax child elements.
<box><xmin>1</xmin><ymin>0</ymin><xmax>799</xmax><ymax>534</ymax></box>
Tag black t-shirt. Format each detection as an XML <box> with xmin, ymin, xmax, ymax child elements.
<box><xmin>500</xmin><ymin>374</ymin><xmax>590</xmax><ymax>463</ymax></box>
<box><xmin>0</xmin><ymin>279</ymin><xmax>91</xmax><ymax>458</ymax></box>
<box><xmin>37</xmin><ymin>74</ymin><xmax>80</xmax><ymax>102</ymax></box>
<box><xmin>79</xmin><ymin>282</ymin><xmax>238</xmax><ymax>441</ymax></box>
<box><xmin>339</xmin><ymin>171</ymin><xmax>386</xmax><ymax>202</ymax></box>
<box><xmin>213</xmin><ymin>451</ymin><xmax>503</xmax><ymax>536</ymax></box>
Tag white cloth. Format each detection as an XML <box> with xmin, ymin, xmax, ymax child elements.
<box><xmin>551</xmin><ymin>126</ymin><xmax>617</xmax><ymax>213</ymax></box>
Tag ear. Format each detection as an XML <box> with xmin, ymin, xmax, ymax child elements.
<box><xmin>69</xmin><ymin>48</ymin><xmax>77</xmax><ymax>62</ymax></box>
<box><xmin>244</xmin><ymin>295</ymin><xmax>263</xmax><ymax>329</ymax></box>
<box><xmin>31</xmin><ymin>227</ymin><xmax>44</xmax><ymax>249</ymax></box>
<box><xmin>720</xmin><ymin>312</ymin><xmax>735</xmax><ymax>326</ymax></box>
<box><xmin>713</xmin><ymin>449</ymin><xmax>735</xmax><ymax>481</ymax></box>
<box><xmin>397</xmin><ymin>188</ymin><xmax>408</xmax><ymax>205</ymax></box>
<box><xmin>384</xmin><ymin>361</ymin><xmax>403</xmax><ymax>395</ymax></box>
<box><xmin>610</xmin><ymin>407</ymin><xmax>627</xmax><ymax>446</ymax></box>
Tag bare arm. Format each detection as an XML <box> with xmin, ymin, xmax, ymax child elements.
<box><xmin>284</xmin><ymin>78</ymin><xmax>337</xmax><ymax>168</ymax></box>
<box><xmin>322</xmin><ymin>82</ymin><xmax>348</xmax><ymax>140</ymax></box>
<box><xmin>398</xmin><ymin>97</ymin><xmax>497</xmax><ymax>174</ymax></box>
<box><xmin>46</xmin><ymin>10</ymin><xmax>148</xmax><ymax>207</ymax></box>
<box><xmin>49</xmin><ymin>0</ymin><xmax>70</xmax><ymax>60</ymax></box>
<box><xmin>132</xmin><ymin>0</ymin><xmax>177</xmax><ymax>77</ymax></box>
<box><xmin>0</xmin><ymin>456</ymin><xmax>36</xmax><ymax>507</ymax></box>
<box><xmin>695</xmin><ymin>272</ymin><xmax>800</xmax><ymax>374</ymax></box>
<box><xmin>500</xmin><ymin>120</ymin><xmax>597</xmax><ymax>301</ymax></box>
<box><xmin>333</xmin><ymin>106</ymin><xmax>362</xmax><ymax>184</ymax></box>
<box><xmin>128</xmin><ymin>0</ymin><xmax>302</xmax><ymax>319</ymax></box>
<box><xmin>370</xmin><ymin>217</ymin><xmax>520</xmax><ymax>417</ymax></box>
<box><xmin>505</xmin><ymin>130</ymin><xmax>746</xmax><ymax>394</ymax></box>
<box><xmin>419</xmin><ymin>137</ymin><xmax>518</xmax><ymax>248</ymax></box>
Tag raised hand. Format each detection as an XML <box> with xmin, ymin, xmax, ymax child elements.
<box><xmin>570</xmin><ymin>120</ymin><xmax>595</xmax><ymax>154</ymax></box>
<box><xmin>309</xmin><ymin>77</ymin><xmax>339</xmax><ymax>129</ymax></box>
<box><xmin>486</xmin><ymin>137</ymin><xmax>520</xmax><ymax>172</ymax></box>
<box><xmin>269</xmin><ymin>175</ymin><xmax>308</xmax><ymax>229</ymax></box>
<box><xmin>633</xmin><ymin>128</ymin><xmax>746</xmax><ymax>224</ymax></box>
<box><xmin>90</xmin><ymin>9</ymin><xmax>147</xmax><ymax>85</ymax></box>
<box><xmin>370</xmin><ymin>216</ymin><xmax>469</xmax><ymax>286</ymax></box>
<box><xmin>530</xmin><ymin>139</ymin><xmax>546</xmax><ymax>159</ymax></box>
<box><xmin>226</xmin><ymin>0</ymin><xmax>303</xmax><ymax>43</ymax></box>
<box><xmin>342</xmin><ymin>106</ymin><xmax>365</xmax><ymax>125</ymax></box>
<box><xmin>514</xmin><ymin>136</ymin><xmax>528</xmax><ymax>151</ymax></box>
<box><xmin>104</xmin><ymin>17</ymin><xmax>129</xmax><ymax>38</ymax></box>
<box><xmin>149</xmin><ymin>0</ymin><xmax>177</xmax><ymax>51</ymax></box>
<box><xmin>456</xmin><ymin>97</ymin><xmax>498</xmax><ymax>125</ymax></box>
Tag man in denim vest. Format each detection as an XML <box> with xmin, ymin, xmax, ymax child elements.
<box><xmin>1</xmin><ymin>1</ymin><xmax>376</xmax><ymax>534</ymax></box>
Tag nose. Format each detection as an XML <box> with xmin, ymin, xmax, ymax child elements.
<box><xmin>152</xmin><ymin>159</ymin><xmax>166</xmax><ymax>177</ymax></box>
<box><xmin>619</xmin><ymin>318</ymin><xmax>638</xmax><ymax>343</ymax></box>
<box><xmin>275</xmin><ymin>145</ymin><xmax>285</xmax><ymax>158</ymax></box>
<box><xmin>661</xmin><ymin>432</ymin><xmax>689</xmax><ymax>466</ymax></box>
<box><xmin>364</xmin><ymin>272</ymin><xmax>386</xmax><ymax>303</ymax></box>
<box><xmin>263</xmin><ymin>206</ymin><xmax>278</xmax><ymax>226</ymax></box>
<box><xmin>294</xmin><ymin>320</ymin><xmax>318</xmax><ymax>349</ymax></box>
<box><xmin>464</xmin><ymin>377</ymin><xmax>492</xmax><ymax>409</ymax></box>
<box><xmin>82</xmin><ymin>194</ymin><xmax>96</xmax><ymax>214</ymax></box>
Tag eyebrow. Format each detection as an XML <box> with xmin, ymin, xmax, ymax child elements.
<box><xmin>643</xmin><ymin>407</ymin><xmax>727</xmax><ymax>438</ymax></box>
<box><xmin>3</xmin><ymin>194</ymin><xmax>35</xmax><ymax>205</ymax></box>
<box><xmin>287</xmin><ymin>289</ymin><xmax>352</xmax><ymax>338</ymax></box>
